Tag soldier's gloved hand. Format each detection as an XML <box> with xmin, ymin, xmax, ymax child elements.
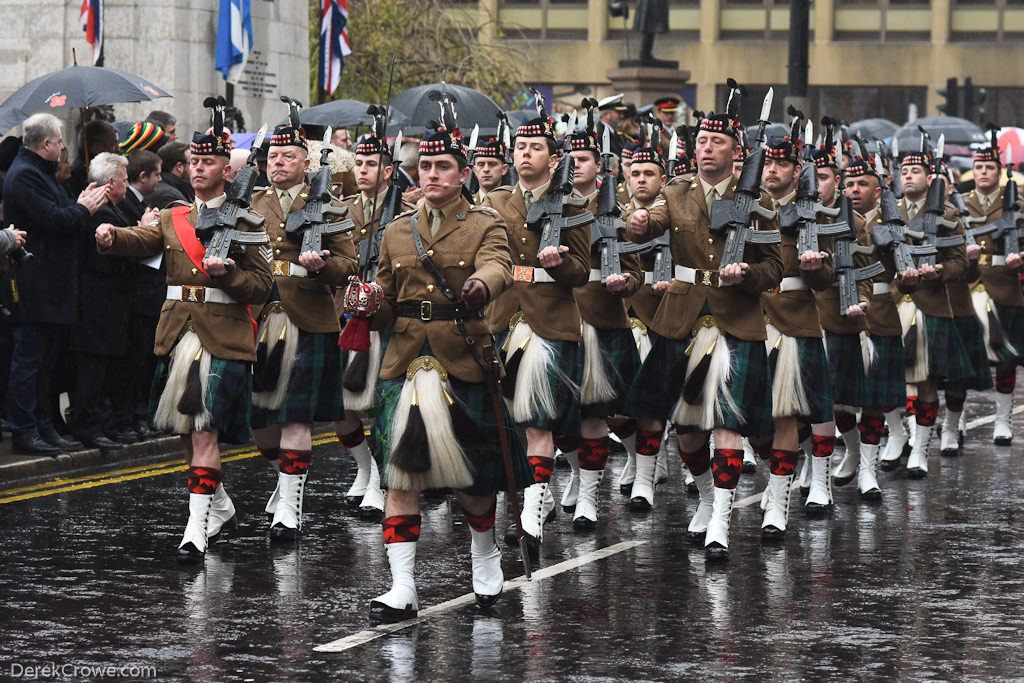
<box><xmin>1008</xmin><ymin>252</ymin><xmax>1024</xmax><ymax>269</ymax></box>
<box><xmin>967</xmin><ymin>244</ymin><xmax>981</xmax><ymax>261</ymax></box>
<box><xmin>461</xmin><ymin>278</ymin><xmax>489</xmax><ymax>311</ymax></box>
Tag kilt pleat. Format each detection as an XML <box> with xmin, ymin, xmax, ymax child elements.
<box><xmin>148</xmin><ymin>355</ymin><xmax>252</xmax><ymax>444</ymax></box>
<box><xmin>924</xmin><ymin>314</ymin><xmax>971</xmax><ymax>382</ymax></box>
<box><xmin>864</xmin><ymin>334</ymin><xmax>906</xmax><ymax>409</ymax></box>
<box><xmin>777</xmin><ymin>336</ymin><xmax>832</xmax><ymax>423</ymax></box>
<box><xmin>581</xmin><ymin>327</ymin><xmax>643</xmax><ymax>420</ymax></box>
<box><xmin>824</xmin><ymin>331</ymin><xmax>869</xmax><ymax>408</ymax></box>
<box><xmin>994</xmin><ymin>302</ymin><xmax>1024</xmax><ymax>368</ymax></box>
<box><xmin>947</xmin><ymin>315</ymin><xmax>994</xmax><ymax>391</ymax></box>
<box><xmin>250</xmin><ymin>330</ymin><xmax>346</xmax><ymax>429</ymax></box>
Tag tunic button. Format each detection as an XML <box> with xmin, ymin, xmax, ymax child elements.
<box><xmin>427</xmin><ymin>249</ymin><xmax>434</xmax><ymax>257</ymax></box>
<box><xmin>427</xmin><ymin>284</ymin><xmax>435</xmax><ymax>292</ymax></box>
<box><xmin>521</xmin><ymin>237</ymin><xmax>528</xmax><ymax>244</ymax></box>
<box><xmin>707</xmin><ymin>254</ymin><xmax>714</xmax><ymax>261</ymax></box>
<box><xmin>279</xmin><ymin>222</ymin><xmax>285</xmax><ymax>229</ymax></box>
<box><xmin>165</xmin><ymin>245</ymin><xmax>171</xmax><ymax>250</ymax></box>
<box><xmin>707</xmin><ymin>238</ymin><xmax>713</xmax><ymax>244</ymax></box>
<box><xmin>458</xmin><ymin>260</ymin><xmax>466</xmax><ymax>266</ymax></box>
<box><xmin>395</xmin><ymin>262</ymin><xmax>400</xmax><ymax>268</ymax></box>
<box><xmin>361</xmin><ymin>228</ymin><xmax>367</xmax><ymax>235</ymax></box>
<box><xmin>275</xmin><ymin>249</ymin><xmax>281</xmax><ymax>255</ymax></box>
<box><xmin>519</xmin><ymin>253</ymin><xmax>526</xmax><ymax>260</ymax></box>
<box><xmin>191</xmin><ymin>267</ymin><xmax>198</xmax><ymax>275</ymax></box>
<box><xmin>674</xmin><ymin>227</ymin><xmax>680</xmax><ymax>232</ymax></box>
<box><xmin>277</xmin><ymin>236</ymin><xmax>283</xmax><ymax>242</ymax></box>
<box><xmin>523</xmin><ymin>222</ymin><xmax>528</xmax><ymax>228</ymax></box>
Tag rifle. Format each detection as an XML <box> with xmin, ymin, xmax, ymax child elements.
<box><xmin>708</xmin><ymin>87</ymin><xmax>780</xmax><ymax>272</ymax></box>
<box><xmin>905</xmin><ymin>175</ymin><xmax>964</xmax><ymax>268</ymax></box>
<box><xmin>870</xmin><ymin>187</ymin><xmax>936</xmax><ymax>275</ymax></box>
<box><xmin>196</xmin><ymin>123</ymin><xmax>269</xmax><ymax>261</ymax></box>
<box><xmin>357</xmin><ymin>131</ymin><xmax>404</xmax><ymax>283</ymax></box>
<box><xmin>526</xmin><ymin>112</ymin><xmax>595</xmax><ymax>255</ymax></box>
<box><xmin>777</xmin><ymin>161</ymin><xmax>848</xmax><ymax>256</ymax></box>
<box><xmin>984</xmin><ymin>154</ymin><xmax>1023</xmax><ymax>259</ymax></box>
<box><xmin>591</xmin><ymin>127</ymin><xmax>646</xmax><ymax>282</ymax></box>
<box><xmin>831</xmin><ymin>194</ymin><xmax>884</xmax><ymax>315</ymax></box>
<box><xmin>284</xmin><ymin>128</ymin><xmax>356</xmax><ymax>256</ymax></box>
<box><xmin>948</xmin><ymin>181</ymin><xmax>995</xmax><ymax>248</ymax></box>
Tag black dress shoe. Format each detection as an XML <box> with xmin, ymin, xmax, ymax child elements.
<box><xmin>859</xmin><ymin>487</ymin><xmax>882</xmax><ymax>502</ymax></box>
<box><xmin>369</xmin><ymin>600</ymin><xmax>417</xmax><ymax>623</ymax></box>
<box><xmin>906</xmin><ymin>467</ymin><xmax>928</xmax><ymax>480</ymax></box>
<box><xmin>40</xmin><ymin>432</ymin><xmax>83</xmax><ymax>451</ymax></box>
<box><xmin>761</xmin><ymin>525</ymin><xmax>786</xmax><ymax>543</ymax></box>
<box><xmin>475</xmin><ymin>589</ymin><xmax>502</xmax><ymax>609</ymax></box>
<box><xmin>269</xmin><ymin>523</ymin><xmax>300</xmax><ymax>541</ymax></box>
<box><xmin>705</xmin><ymin>542</ymin><xmax>729</xmax><ymax>562</ymax></box>
<box><xmin>629</xmin><ymin>496</ymin><xmax>652</xmax><ymax>512</ymax></box>
<box><xmin>358</xmin><ymin>505</ymin><xmax>384</xmax><ymax>522</ymax></box>
<box><xmin>80</xmin><ymin>436</ymin><xmax>124</xmax><ymax>452</ymax></box>
<box><xmin>572</xmin><ymin>517</ymin><xmax>596</xmax><ymax>531</ymax></box>
<box><xmin>176</xmin><ymin>543</ymin><xmax>204</xmax><ymax>564</ymax></box>
<box><xmin>619</xmin><ymin>482</ymin><xmax>633</xmax><ymax>496</ymax></box>
<box><xmin>109</xmin><ymin>428</ymin><xmax>140</xmax><ymax>444</ymax></box>
<box><xmin>12</xmin><ymin>435</ymin><xmax>61</xmax><ymax>457</ymax></box>
<box><xmin>686</xmin><ymin>530</ymin><xmax>706</xmax><ymax>544</ymax></box>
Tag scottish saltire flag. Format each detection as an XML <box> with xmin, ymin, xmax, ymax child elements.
<box><xmin>215</xmin><ymin>0</ymin><xmax>254</xmax><ymax>83</ymax></box>
<box><xmin>319</xmin><ymin>0</ymin><xmax>352</xmax><ymax>95</ymax></box>
<box><xmin>79</xmin><ymin>0</ymin><xmax>102</xmax><ymax>65</ymax></box>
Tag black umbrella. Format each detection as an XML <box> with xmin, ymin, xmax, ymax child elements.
<box><xmin>848</xmin><ymin>118</ymin><xmax>899</xmax><ymax>141</ymax></box>
<box><xmin>893</xmin><ymin>116</ymin><xmax>986</xmax><ymax>151</ymax></box>
<box><xmin>389</xmin><ymin>83</ymin><xmax>502</xmax><ymax>133</ymax></box>
<box><xmin>0</xmin><ymin>65</ymin><xmax>171</xmax><ymax>135</ymax></box>
<box><xmin>298</xmin><ymin>99</ymin><xmax>409</xmax><ymax>129</ymax></box>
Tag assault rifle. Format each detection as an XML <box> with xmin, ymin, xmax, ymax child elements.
<box><xmin>592</xmin><ymin>127</ymin><xmax>646</xmax><ymax>282</ymax></box>
<box><xmin>832</xmin><ymin>194</ymin><xmax>884</xmax><ymax>315</ymax></box>
<box><xmin>985</xmin><ymin>155</ymin><xmax>1023</xmax><ymax>259</ymax></box>
<box><xmin>870</xmin><ymin>188</ymin><xmax>936</xmax><ymax>275</ymax></box>
<box><xmin>284</xmin><ymin>128</ymin><xmax>356</xmax><ymax>256</ymax></box>
<box><xmin>905</xmin><ymin>175</ymin><xmax>964</xmax><ymax>268</ymax></box>
<box><xmin>777</xmin><ymin>161</ymin><xmax>847</xmax><ymax>256</ymax></box>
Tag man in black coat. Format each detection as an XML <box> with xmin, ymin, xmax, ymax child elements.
<box><xmin>144</xmin><ymin>142</ymin><xmax>193</xmax><ymax>208</ymax></box>
<box><xmin>2</xmin><ymin>113</ymin><xmax>107</xmax><ymax>455</ymax></box>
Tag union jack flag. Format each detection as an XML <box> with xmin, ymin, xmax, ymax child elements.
<box><xmin>79</xmin><ymin>0</ymin><xmax>102</xmax><ymax>65</ymax></box>
<box><xmin>319</xmin><ymin>0</ymin><xmax>351</xmax><ymax>96</ymax></box>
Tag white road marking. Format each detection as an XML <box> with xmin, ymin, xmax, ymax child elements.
<box><xmin>734</xmin><ymin>402</ymin><xmax>1024</xmax><ymax>509</ymax></box>
<box><xmin>314</xmin><ymin>539</ymin><xmax>647</xmax><ymax>653</ymax></box>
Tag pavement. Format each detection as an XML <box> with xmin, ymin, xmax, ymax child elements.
<box><xmin>0</xmin><ymin>430</ymin><xmax>182</xmax><ymax>483</ymax></box>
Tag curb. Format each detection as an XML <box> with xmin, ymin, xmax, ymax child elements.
<box><xmin>0</xmin><ymin>435</ymin><xmax>183</xmax><ymax>484</ymax></box>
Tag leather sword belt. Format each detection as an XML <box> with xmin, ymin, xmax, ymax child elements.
<box><xmin>397</xmin><ymin>300</ymin><xmax>465</xmax><ymax>322</ymax></box>
<box><xmin>166</xmin><ymin>285</ymin><xmax>237</xmax><ymax>305</ymax></box>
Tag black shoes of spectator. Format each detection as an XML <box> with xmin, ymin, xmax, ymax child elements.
<box><xmin>39</xmin><ymin>430</ymin><xmax>83</xmax><ymax>451</ymax></box>
<box><xmin>109</xmin><ymin>427</ymin><xmax>140</xmax><ymax>444</ymax></box>
<box><xmin>12</xmin><ymin>435</ymin><xmax>62</xmax><ymax>457</ymax></box>
<box><xmin>79</xmin><ymin>435</ymin><xmax>124</xmax><ymax>452</ymax></box>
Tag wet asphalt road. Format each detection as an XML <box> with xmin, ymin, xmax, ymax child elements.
<box><xmin>3</xmin><ymin>391</ymin><xmax>1024</xmax><ymax>682</ymax></box>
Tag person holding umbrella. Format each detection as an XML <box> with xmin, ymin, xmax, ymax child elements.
<box><xmin>3</xmin><ymin>113</ymin><xmax>107</xmax><ymax>456</ymax></box>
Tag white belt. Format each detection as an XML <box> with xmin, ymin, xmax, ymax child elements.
<box><xmin>779</xmin><ymin>276</ymin><xmax>808</xmax><ymax>292</ymax></box>
<box><xmin>166</xmin><ymin>285</ymin><xmax>237</xmax><ymax>305</ymax></box>
<box><xmin>644</xmin><ymin>265</ymin><xmax>718</xmax><ymax>286</ymax></box>
<box><xmin>588</xmin><ymin>268</ymin><xmax>603</xmax><ymax>282</ymax></box>
<box><xmin>991</xmin><ymin>255</ymin><xmax>1006</xmax><ymax>266</ymax></box>
<box><xmin>873</xmin><ymin>282</ymin><xmax>891</xmax><ymax>295</ymax></box>
<box><xmin>512</xmin><ymin>265</ymin><xmax>557</xmax><ymax>283</ymax></box>
<box><xmin>271</xmin><ymin>260</ymin><xmax>308</xmax><ymax>278</ymax></box>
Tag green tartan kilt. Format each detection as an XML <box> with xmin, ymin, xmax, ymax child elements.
<box><xmin>824</xmin><ymin>330</ymin><xmax>870</xmax><ymax>408</ymax></box>
<box><xmin>513</xmin><ymin>338</ymin><xmax>583</xmax><ymax>436</ymax></box>
<box><xmin>865</xmin><ymin>334</ymin><xmax>906</xmax><ymax>409</ymax></box>
<box><xmin>250</xmin><ymin>330</ymin><xmax>345</xmax><ymax>429</ymax></box>
<box><xmin>946</xmin><ymin>315</ymin><xmax>995</xmax><ymax>391</ymax></box>
<box><xmin>374</xmin><ymin>374</ymin><xmax>532</xmax><ymax>497</ymax></box>
<box><xmin>924</xmin><ymin>314</ymin><xmax>971</xmax><ymax>382</ymax></box>
<box><xmin>994</xmin><ymin>302</ymin><xmax>1024</xmax><ymax>367</ymax></box>
<box><xmin>624</xmin><ymin>332</ymin><xmax>774</xmax><ymax>437</ymax></box>
<box><xmin>782</xmin><ymin>336</ymin><xmax>833</xmax><ymax>424</ymax></box>
<box><xmin>148</xmin><ymin>355</ymin><xmax>252</xmax><ymax>444</ymax></box>
<box><xmin>581</xmin><ymin>327</ymin><xmax>643</xmax><ymax>420</ymax></box>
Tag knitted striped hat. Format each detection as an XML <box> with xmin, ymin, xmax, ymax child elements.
<box><xmin>120</xmin><ymin>122</ymin><xmax>166</xmax><ymax>154</ymax></box>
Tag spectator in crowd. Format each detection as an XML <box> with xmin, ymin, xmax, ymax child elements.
<box><xmin>145</xmin><ymin>111</ymin><xmax>178</xmax><ymax>142</ymax></box>
<box><xmin>145</xmin><ymin>142</ymin><xmax>193</xmax><ymax>207</ymax></box>
<box><xmin>118</xmin><ymin>150</ymin><xmax>166</xmax><ymax>439</ymax></box>
<box><xmin>331</xmin><ymin>127</ymin><xmax>352</xmax><ymax>150</ymax></box>
<box><xmin>227</xmin><ymin>148</ymin><xmax>249</xmax><ymax>183</ymax></box>
<box><xmin>66</xmin><ymin>120</ymin><xmax>119</xmax><ymax>197</ymax></box>
<box><xmin>0</xmin><ymin>136</ymin><xmax>24</xmax><ymax>220</ymax></box>
<box><xmin>74</xmin><ymin>153</ymin><xmax>148</xmax><ymax>451</ymax></box>
<box><xmin>2</xmin><ymin>113</ymin><xmax>107</xmax><ymax>456</ymax></box>
<box><xmin>398</xmin><ymin>140</ymin><xmax>422</xmax><ymax>204</ymax></box>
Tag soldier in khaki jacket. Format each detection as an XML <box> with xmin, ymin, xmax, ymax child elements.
<box><xmin>555</xmin><ymin>128</ymin><xmax>643</xmax><ymax>529</ymax></box>
<box><xmin>483</xmin><ymin>114</ymin><xmax>592</xmax><ymax>554</ymax></box>
<box><xmin>248</xmin><ymin>119</ymin><xmax>358</xmax><ymax>541</ymax></box>
<box><xmin>359</xmin><ymin>128</ymin><xmax>530</xmax><ymax>622</ymax></box>
<box><xmin>96</xmin><ymin>122</ymin><xmax>272</xmax><ymax>563</ymax></box>
<box><xmin>624</xmin><ymin>113</ymin><xmax>783</xmax><ymax>562</ymax></box>
<box><xmin>966</xmin><ymin>140</ymin><xmax>1024</xmax><ymax>445</ymax></box>
<box><xmin>333</xmin><ymin>132</ymin><xmax>411</xmax><ymax>518</ymax></box>
<box><xmin>470</xmin><ymin>137</ymin><xmax>508</xmax><ymax>204</ymax></box>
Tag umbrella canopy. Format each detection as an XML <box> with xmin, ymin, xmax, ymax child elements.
<box><xmin>997</xmin><ymin>127</ymin><xmax>1024</xmax><ymax>164</ymax></box>
<box><xmin>848</xmin><ymin>118</ymin><xmax>899</xmax><ymax>141</ymax></box>
<box><xmin>744</xmin><ymin>122</ymin><xmax>790</xmax><ymax>143</ymax></box>
<box><xmin>389</xmin><ymin>83</ymin><xmax>502</xmax><ymax>133</ymax></box>
<box><xmin>0</xmin><ymin>65</ymin><xmax>171</xmax><ymax>135</ymax></box>
<box><xmin>893</xmin><ymin>116</ymin><xmax>986</xmax><ymax>152</ymax></box>
<box><xmin>298</xmin><ymin>99</ymin><xmax>408</xmax><ymax>129</ymax></box>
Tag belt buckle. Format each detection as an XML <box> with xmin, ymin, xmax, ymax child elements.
<box><xmin>420</xmin><ymin>300</ymin><xmax>432</xmax><ymax>321</ymax></box>
<box><xmin>272</xmin><ymin>260</ymin><xmax>288</xmax><ymax>276</ymax></box>
<box><xmin>979</xmin><ymin>254</ymin><xmax>991</xmax><ymax>267</ymax></box>
<box><xmin>700</xmin><ymin>269</ymin><xmax>713</xmax><ymax>287</ymax></box>
<box><xmin>513</xmin><ymin>265</ymin><xmax>534</xmax><ymax>282</ymax></box>
<box><xmin>184</xmin><ymin>285</ymin><xmax>205</xmax><ymax>303</ymax></box>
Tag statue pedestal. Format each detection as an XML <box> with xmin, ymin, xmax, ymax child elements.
<box><xmin>606</xmin><ymin>66</ymin><xmax>691</xmax><ymax>107</ymax></box>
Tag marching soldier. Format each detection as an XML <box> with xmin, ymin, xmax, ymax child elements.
<box><xmin>332</xmin><ymin>128</ymin><xmax>410</xmax><ymax>518</ymax></box>
<box><xmin>361</xmin><ymin>127</ymin><xmax>531</xmax><ymax>622</ymax></box>
<box><xmin>483</xmin><ymin>108</ymin><xmax>592</xmax><ymax>554</ymax></box>
<box><xmin>965</xmin><ymin>134</ymin><xmax>1024</xmax><ymax>446</ymax></box>
<box><xmin>249</xmin><ymin>111</ymin><xmax>358</xmax><ymax>540</ymax></box>
<box><xmin>624</xmin><ymin>109</ymin><xmax>783</xmax><ymax>561</ymax></box>
<box><xmin>557</xmin><ymin>124</ymin><xmax>643</xmax><ymax>528</ymax></box>
<box><xmin>892</xmin><ymin>147</ymin><xmax>970</xmax><ymax>477</ymax></box>
<box><xmin>471</xmin><ymin>137</ymin><xmax>509</xmax><ymax>203</ymax></box>
<box><xmin>758</xmin><ymin>132</ymin><xmax>836</xmax><ymax>535</ymax></box>
<box><xmin>95</xmin><ymin>103</ymin><xmax>273</xmax><ymax>563</ymax></box>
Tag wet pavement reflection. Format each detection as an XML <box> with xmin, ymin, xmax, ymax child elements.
<box><xmin>2</xmin><ymin>395</ymin><xmax>1024</xmax><ymax>681</ymax></box>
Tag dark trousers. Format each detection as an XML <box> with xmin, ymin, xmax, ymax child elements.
<box><xmin>128</xmin><ymin>314</ymin><xmax>158</xmax><ymax>425</ymax></box>
<box><xmin>6</xmin><ymin>322</ymin><xmax>60</xmax><ymax>438</ymax></box>
<box><xmin>73</xmin><ymin>351</ymin><xmax>117</xmax><ymax>439</ymax></box>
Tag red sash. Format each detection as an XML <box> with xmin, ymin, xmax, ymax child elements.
<box><xmin>169</xmin><ymin>205</ymin><xmax>258</xmax><ymax>342</ymax></box>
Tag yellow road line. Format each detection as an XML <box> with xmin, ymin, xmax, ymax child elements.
<box><xmin>0</xmin><ymin>432</ymin><xmax>339</xmax><ymax>505</ymax></box>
